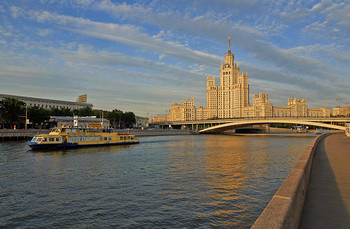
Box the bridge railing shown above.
[166,117,350,125]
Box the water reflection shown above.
[0,135,313,228]
[202,135,250,227]
[32,144,132,156]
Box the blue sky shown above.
[0,0,349,118]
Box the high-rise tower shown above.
[207,37,250,118]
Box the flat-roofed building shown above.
[308,107,331,117]
[168,98,195,122]
[195,106,209,120]
[333,107,350,117]
[77,94,87,103]
[151,114,168,123]
[134,116,149,129]
[0,94,93,110]
[272,106,292,118]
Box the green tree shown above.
[50,107,73,116]
[92,109,103,118]
[0,98,25,128]
[106,109,123,128]
[122,111,136,128]
[73,106,93,117]
[28,106,50,128]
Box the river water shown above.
[0,134,313,228]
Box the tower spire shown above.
[228,37,231,54]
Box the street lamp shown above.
[25,103,28,130]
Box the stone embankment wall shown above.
[0,129,50,141]
[251,133,330,229]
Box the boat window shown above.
[68,137,73,142]
[72,129,76,133]
[56,138,61,142]
[49,138,55,142]
[36,138,42,142]
[104,137,107,141]
[80,137,84,141]
[42,138,47,142]
[66,129,71,134]
[32,137,37,142]
[108,137,112,141]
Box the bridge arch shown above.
[199,119,346,133]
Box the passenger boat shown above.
[27,126,139,150]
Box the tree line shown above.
[0,98,136,129]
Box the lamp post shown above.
[25,103,27,130]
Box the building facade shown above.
[167,37,331,121]
[134,116,149,129]
[167,98,209,122]
[77,94,88,103]
[151,114,168,123]
[0,94,93,110]
[207,37,249,119]
[333,107,350,117]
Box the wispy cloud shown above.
[92,1,341,81]
[282,1,350,41]
[62,46,205,82]
[24,9,222,67]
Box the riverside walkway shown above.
[299,133,350,228]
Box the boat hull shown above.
[27,141,139,150]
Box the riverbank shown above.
[0,129,194,141]
[252,132,349,228]
[299,133,350,228]
[251,133,329,228]
[0,129,50,141]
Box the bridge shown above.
[198,118,347,133]
[151,117,350,133]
